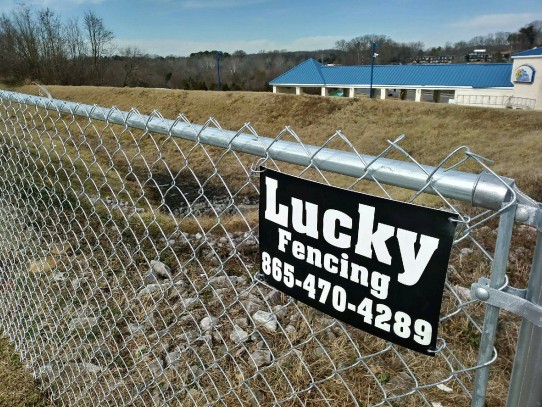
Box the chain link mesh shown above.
[0,91,533,406]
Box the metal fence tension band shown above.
[471,278,542,328]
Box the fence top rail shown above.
[1,89,539,227]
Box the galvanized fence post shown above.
[471,202,516,407]
[506,227,542,407]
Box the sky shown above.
[1,0,541,56]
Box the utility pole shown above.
[216,51,221,91]
[370,42,379,99]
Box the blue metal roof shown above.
[512,47,542,57]
[270,59,513,88]
[270,58,325,85]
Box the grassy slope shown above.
[12,85,542,201]
[1,85,541,405]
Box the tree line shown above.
[0,7,113,85]
[332,23,541,66]
[0,5,540,92]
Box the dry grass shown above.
[8,84,542,200]
[0,336,50,406]
[0,85,540,406]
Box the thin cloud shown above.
[287,35,345,51]
[57,0,106,3]
[171,0,271,9]
[449,13,536,32]
[0,0,105,5]
[0,0,105,12]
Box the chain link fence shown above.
[0,89,539,406]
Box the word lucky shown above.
[264,177,440,289]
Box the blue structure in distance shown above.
[270,59,513,89]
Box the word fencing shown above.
[259,169,457,355]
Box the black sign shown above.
[259,168,457,355]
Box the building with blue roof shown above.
[511,48,542,58]
[270,47,542,110]
[510,47,542,109]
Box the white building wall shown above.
[511,56,542,110]
[273,86,297,95]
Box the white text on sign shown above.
[264,176,440,286]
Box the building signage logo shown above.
[259,169,458,355]
[513,65,535,84]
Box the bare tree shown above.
[226,51,247,84]
[65,17,88,84]
[84,10,113,84]
[119,46,144,87]
[65,18,86,60]
[12,5,40,80]
[0,14,19,80]
[335,34,394,65]
[37,8,66,83]
[493,32,512,46]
